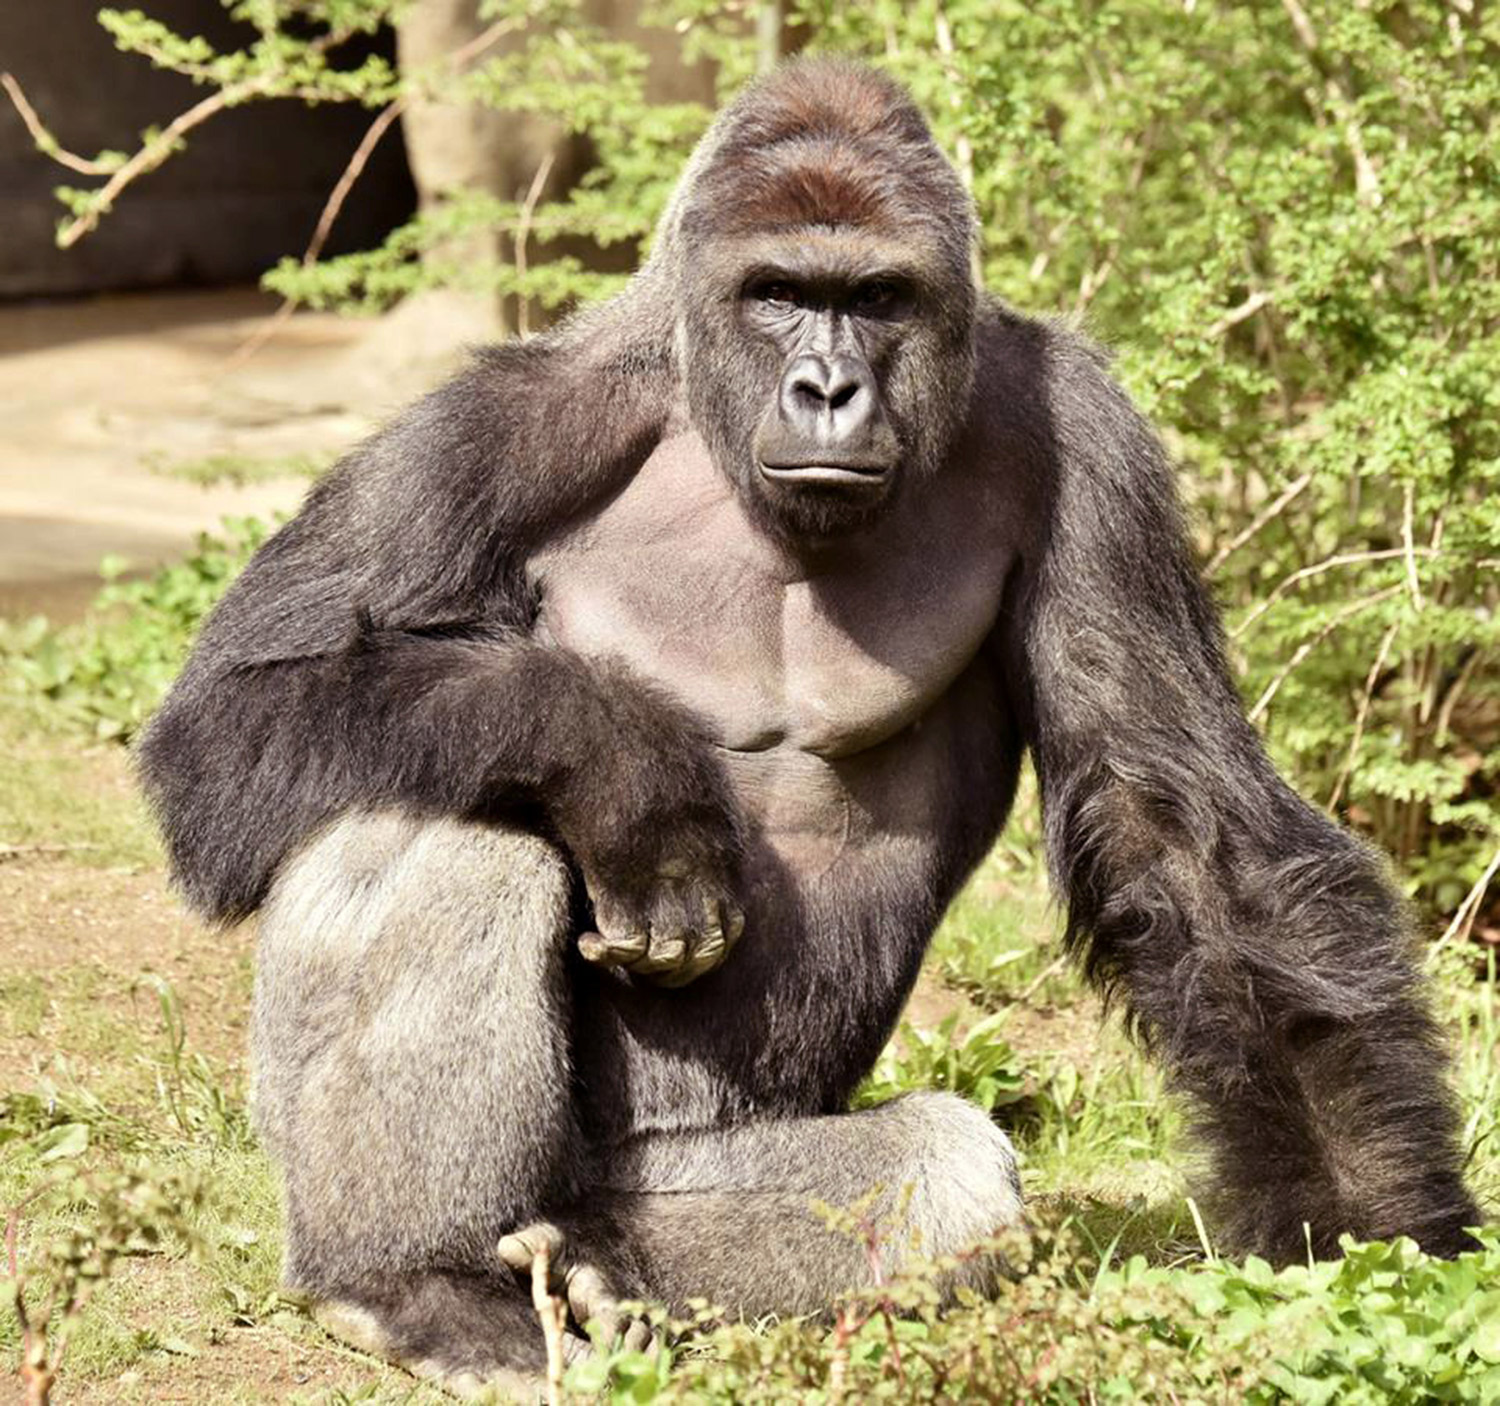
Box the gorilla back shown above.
[140,57,1479,1394]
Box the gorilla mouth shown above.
[758,459,891,490]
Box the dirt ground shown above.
[0,291,491,1401]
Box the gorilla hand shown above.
[497,1222,655,1355]
[579,859,746,986]
[549,690,746,987]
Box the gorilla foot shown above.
[497,1220,655,1354]
[311,1268,578,1401]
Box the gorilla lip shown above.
[758,460,890,489]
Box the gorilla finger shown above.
[654,934,727,987]
[564,1263,619,1331]
[724,902,746,949]
[578,929,649,967]
[583,1301,623,1346]
[622,1318,655,1354]
[628,928,689,974]
[646,897,725,986]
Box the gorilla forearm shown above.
[139,630,740,925]
[136,291,699,924]
[1048,755,1477,1256]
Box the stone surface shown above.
[0,1,413,297]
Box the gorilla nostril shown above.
[828,382,859,411]
[792,377,829,408]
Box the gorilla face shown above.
[681,232,977,544]
[740,258,910,533]
[666,64,979,547]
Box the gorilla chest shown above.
[529,434,1012,762]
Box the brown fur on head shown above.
[662,59,980,544]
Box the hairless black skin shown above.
[139,59,1480,1393]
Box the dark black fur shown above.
[138,56,1479,1388]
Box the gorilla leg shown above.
[251,811,579,1385]
[539,1094,1025,1318]
[253,813,1025,1389]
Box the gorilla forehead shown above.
[676,59,974,274]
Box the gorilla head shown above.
[665,62,979,542]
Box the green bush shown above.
[810,0,1500,912]
[1,517,271,742]
[563,1222,1500,1403]
[853,1013,1033,1118]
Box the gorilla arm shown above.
[138,313,743,980]
[1005,322,1478,1261]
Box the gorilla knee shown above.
[884,1092,1025,1264]
[258,809,571,964]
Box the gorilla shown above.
[139,58,1479,1393]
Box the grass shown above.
[0,696,1496,1402]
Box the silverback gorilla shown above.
[140,59,1478,1393]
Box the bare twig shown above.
[1205,471,1312,576]
[1280,0,1381,207]
[1326,619,1399,812]
[49,23,362,247]
[227,11,526,367]
[1017,954,1069,1004]
[1232,547,1434,640]
[1206,289,1273,339]
[1401,481,1424,610]
[1,73,117,175]
[1433,648,1485,748]
[1075,252,1118,314]
[756,0,784,75]
[224,96,408,370]
[0,843,103,861]
[8,1192,53,1406]
[1434,841,1500,954]
[1248,586,1401,723]
[56,79,268,248]
[827,1304,856,1401]
[439,12,528,73]
[513,150,557,339]
[933,10,975,197]
[529,1246,566,1406]
[1280,0,1320,50]
[19,10,519,256]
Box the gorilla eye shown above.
[748,280,803,309]
[852,281,901,315]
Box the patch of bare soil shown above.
[1003,997,1109,1073]
[900,968,977,1031]
[65,1321,410,1406]
[0,858,251,1084]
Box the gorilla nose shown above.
[779,353,877,444]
